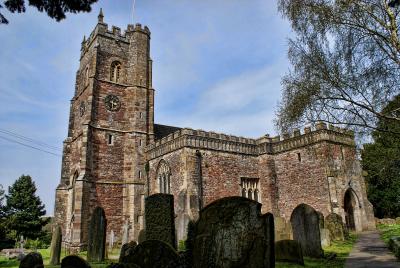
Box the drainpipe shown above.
[195,150,203,210]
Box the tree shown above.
[361,95,400,218]
[276,0,400,136]
[0,0,98,24]
[4,175,49,239]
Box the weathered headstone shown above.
[19,252,44,268]
[121,221,129,245]
[87,206,107,262]
[61,255,90,268]
[121,239,179,268]
[119,241,137,263]
[138,229,146,244]
[275,216,293,241]
[325,213,345,241]
[49,225,62,265]
[109,230,115,250]
[145,193,176,248]
[320,228,331,247]
[290,204,323,258]
[192,196,275,268]
[275,239,304,265]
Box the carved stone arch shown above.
[344,188,362,232]
[155,160,171,194]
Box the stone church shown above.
[54,12,375,251]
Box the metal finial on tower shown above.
[132,0,136,24]
[98,8,104,23]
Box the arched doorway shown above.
[344,188,362,231]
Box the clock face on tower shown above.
[104,95,121,111]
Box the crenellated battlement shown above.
[80,9,150,58]
[146,122,355,159]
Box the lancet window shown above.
[156,160,171,194]
[241,177,260,202]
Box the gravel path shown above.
[345,231,400,268]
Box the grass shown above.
[0,247,119,268]
[276,233,358,268]
[377,223,400,245]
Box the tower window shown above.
[138,170,142,179]
[110,61,121,83]
[241,177,260,201]
[297,152,301,162]
[139,139,142,147]
[107,134,114,145]
[139,112,143,119]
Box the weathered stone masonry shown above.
[55,13,375,251]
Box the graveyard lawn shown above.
[276,233,358,268]
[0,248,117,268]
[377,223,400,244]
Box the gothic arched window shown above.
[240,177,260,202]
[156,160,171,194]
[110,61,121,83]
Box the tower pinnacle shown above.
[98,8,104,23]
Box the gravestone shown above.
[87,207,107,262]
[119,241,137,263]
[145,194,176,248]
[275,216,293,241]
[61,255,90,268]
[19,252,44,268]
[192,196,274,268]
[121,221,129,245]
[121,239,179,268]
[138,229,146,243]
[49,225,62,265]
[290,204,323,258]
[109,230,115,250]
[325,213,345,241]
[275,240,304,265]
[320,228,331,247]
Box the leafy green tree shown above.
[276,0,400,136]
[1,0,98,24]
[0,184,5,239]
[362,95,400,218]
[4,175,49,239]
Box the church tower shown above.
[54,10,154,251]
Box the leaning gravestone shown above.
[19,252,44,268]
[87,207,107,262]
[120,239,179,268]
[325,213,345,241]
[61,255,91,268]
[49,225,62,265]
[290,204,323,258]
[145,194,176,249]
[192,196,274,268]
[275,239,304,265]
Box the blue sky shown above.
[0,0,292,215]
